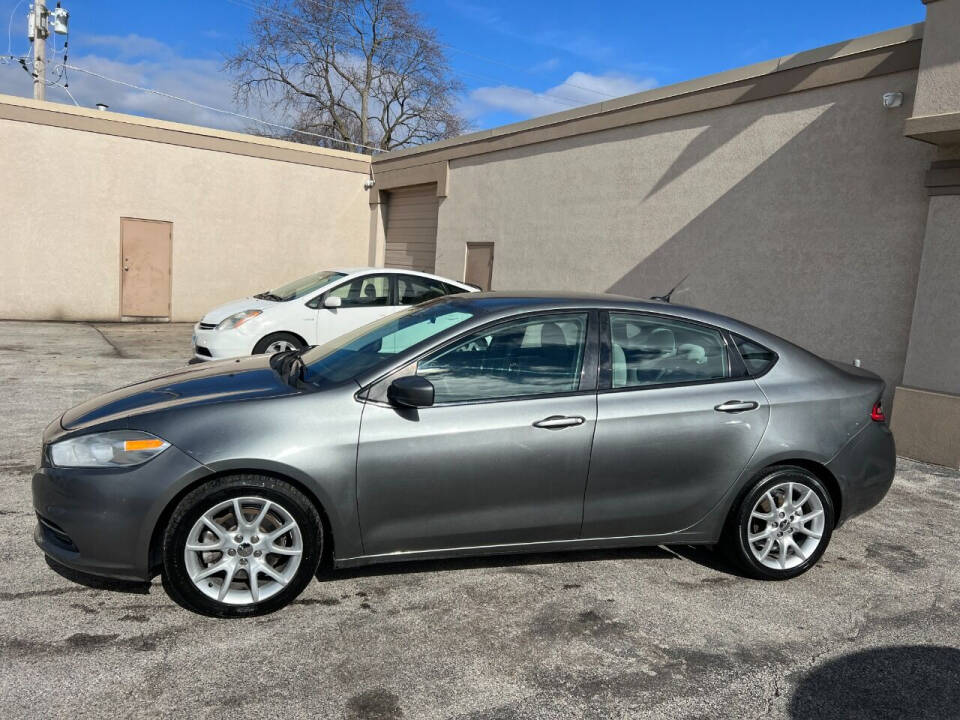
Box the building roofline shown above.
[0,92,371,172]
[372,23,924,172]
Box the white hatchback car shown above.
[192,267,478,361]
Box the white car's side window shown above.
[327,275,391,308]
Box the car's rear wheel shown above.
[161,475,322,617]
[724,466,834,580]
[253,332,304,355]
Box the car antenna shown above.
[650,274,689,303]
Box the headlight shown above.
[216,310,262,330]
[50,431,170,468]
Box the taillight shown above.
[870,400,886,422]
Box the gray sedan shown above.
[33,293,895,616]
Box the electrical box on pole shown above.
[52,5,68,35]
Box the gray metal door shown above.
[582,379,768,538]
[356,394,597,555]
[384,184,439,273]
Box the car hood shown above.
[200,297,281,325]
[60,355,301,430]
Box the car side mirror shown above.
[323,296,342,309]
[387,375,435,408]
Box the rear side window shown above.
[608,313,729,389]
[398,275,450,305]
[732,334,778,376]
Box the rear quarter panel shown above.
[668,317,885,541]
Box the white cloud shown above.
[449,1,618,65]
[0,33,273,132]
[78,33,177,61]
[467,71,658,119]
[529,57,560,73]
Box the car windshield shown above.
[301,301,475,387]
[264,271,346,301]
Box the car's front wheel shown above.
[723,466,834,580]
[253,332,305,355]
[161,475,322,617]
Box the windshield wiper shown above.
[253,292,284,302]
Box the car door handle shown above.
[714,400,759,413]
[533,415,585,429]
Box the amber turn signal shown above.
[124,438,166,451]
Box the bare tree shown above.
[226,0,467,152]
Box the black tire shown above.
[253,332,305,356]
[722,465,835,580]
[161,475,322,617]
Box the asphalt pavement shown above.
[0,320,957,719]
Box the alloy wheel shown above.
[184,496,303,605]
[747,481,826,570]
[266,339,297,353]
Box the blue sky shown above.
[0,0,926,141]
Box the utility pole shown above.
[31,0,48,101]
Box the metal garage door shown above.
[384,184,439,273]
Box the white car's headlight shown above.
[50,431,170,468]
[216,310,262,330]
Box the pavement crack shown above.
[87,324,125,358]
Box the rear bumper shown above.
[32,446,208,581]
[827,421,896,526]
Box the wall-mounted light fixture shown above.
[882,92,903,109]
[363,178,376,190]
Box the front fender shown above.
[197,457,363,559]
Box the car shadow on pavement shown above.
[45,556,151,595]
[790,645,960,719]
[662,544,754,579]
[318,543,743,582]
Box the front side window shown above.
[418,313,588,403]
[301,302,475,386]
[328,275,392,307]
[608,313,728,389]
[397,275,450,306]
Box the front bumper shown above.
[192,324,255,361]
[827,421,896,526]
[32,445,208,581]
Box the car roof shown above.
[440,290,668,312]
[431,291,788,344]
[331,267,472,286]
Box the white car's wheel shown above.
[253,332,304,355]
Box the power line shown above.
[225,0,608,111]
[60,62,381,151]
[5,0,27,55]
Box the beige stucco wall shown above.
[0,108,371,322]
[912,0,960,118]
[901,194,960,394]
[432,70,934,399]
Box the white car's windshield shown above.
[301,301,475,386]
[258,270,346,302]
